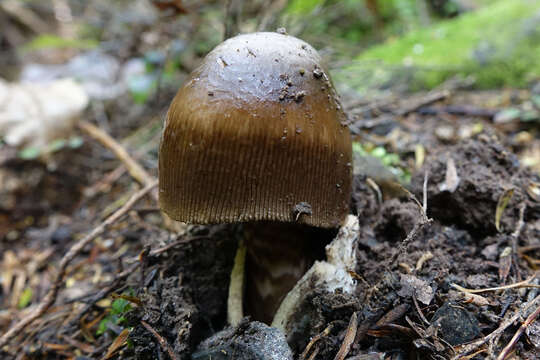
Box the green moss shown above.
[335,0,540,92]
[23,34,98,51]
[285,0,325,15]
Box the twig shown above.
[141,320,178,360]
[333,312,358,360]
[77,121,185,232]
[83,165,127,199]
[416,105,497,119]
[511,204,526,280]
[451,273,539,294]
[300,324,333,360]
[422,170,429,214]
[397,90,450,116]
[149,235,207,256]
[388,216,432,266]
[383,190,432,274]
[77,120,156,189]
[497,303,540,360]
[519,245,540,253]
[256,0,288,31]
[453,294,540,359]
[307,346,320,360]
[0,181,157,349]
[78,120,164,231]
[460,349,487,360]
[0,0,49,33]
[224,0,242,39]
[413,293,430,326]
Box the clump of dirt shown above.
[283,137,540,358]
[284,290,361,355]
[128,278,198,358]
[0,156,84,238]
[373,199,419,243]
[42,136,536,360]
[410,135,540,235]
[125,225,238,359]
[350,173,380,224]
[3,92,540,359]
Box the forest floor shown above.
[1,80,539,360]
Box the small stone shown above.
[526,319,540,348]
[481,243,498,260]
[193,321,293,360]
[494,108,521,124]
[431,302,480,345]
[51,225,73,244]
[435,125,455,141]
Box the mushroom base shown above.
[242,221,336,324]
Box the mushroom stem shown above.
[227,239,246,326]
[242,221,334,324]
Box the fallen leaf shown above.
[102,328,129,360]
[398,274,434,305]
[495,188,514,232]
[439,157,460,192]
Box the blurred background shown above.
[1,0,539,153]
[2,0,540,90]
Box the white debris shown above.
[0,78,88,149]
[272,215,359,334]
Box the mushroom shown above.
[159,32,352,324]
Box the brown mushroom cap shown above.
[159,32,352,228]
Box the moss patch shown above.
[23,34,98,51]
[335,0,540,93]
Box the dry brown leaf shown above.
[333,312,358,360]
[495,188,514,232]
[462,292,493,306]
[439,157,460,192]
[102,328,129,360]
[498,246,512,282]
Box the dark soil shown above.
[123,136,538,359]
[126,225,238,359]
[2,93,540,359]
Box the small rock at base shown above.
[431,302,480,345]
[192,321,293,360]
